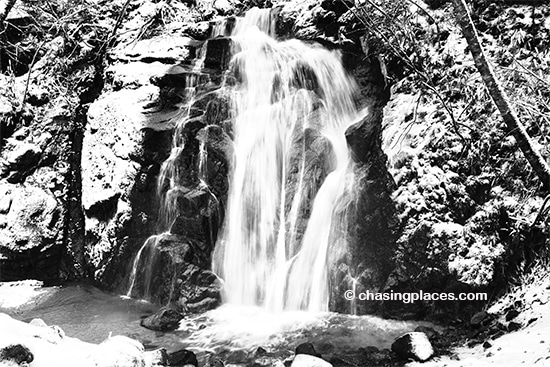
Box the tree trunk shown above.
[0,0,17,27]
[452,0,550,191]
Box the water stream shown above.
[0,283,434,365]
[212,8,361,312]
[127,6,363,313]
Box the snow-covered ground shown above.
[411,263,550,367]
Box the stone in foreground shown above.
[391,332,434,362]
[0,313,164,366]
[291,354,333,367]
[0,344,34,364]
[295,343,322,358]
[140,307,184,332]
[168,349,198,366]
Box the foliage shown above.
[340,0,550,191]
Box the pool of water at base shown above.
[0,283,436,363]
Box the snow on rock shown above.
[392,332,434,362]
[0,313,163,367]
[291,354,333,367]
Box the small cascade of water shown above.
[350,277,358,315]
[212,8,362,312]
[126,235,162,298]
[126,65,211,299]
[198,139,208,181]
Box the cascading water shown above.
[212,9,362,312]
[125,72,206,299]
[126,8,363,311]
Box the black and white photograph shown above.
[0,0,549,366]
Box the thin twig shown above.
[20,40,46,107]
[457,97,477,121]
[403,0,440,34]
[513,57,550,89]
[391,92,423,151]
[97,0,132,56]
[531,194,550,228]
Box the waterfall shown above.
[126,8,362,311]
[212,9,361,312]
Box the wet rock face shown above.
[329,57,398,315]
[205,38,233,70]
[140,307,184,331]
[80,23,229,312]
[268,1,399,316]
[124,233,222,310]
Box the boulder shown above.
[27,85,50,106]
[140,307,184,332]
[178,264,223,313]
[5,142,41,170]
[0,314,157,367]
[470,310,489,326]
[505,308,520,321]
[0,344,34,365]
[168,349,198,367]
[125,232,221,311]
[291,354,332,367]
[295,343,321,358]
[391,332,434,362]
[213,0,233,15]
[0,184,63,280]
[29,318,48,328]
[145,348,169,366]
[180,21,211,40]
[97,335,147,367]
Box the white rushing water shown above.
[126,8,362,311]
[212,9,361,312]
